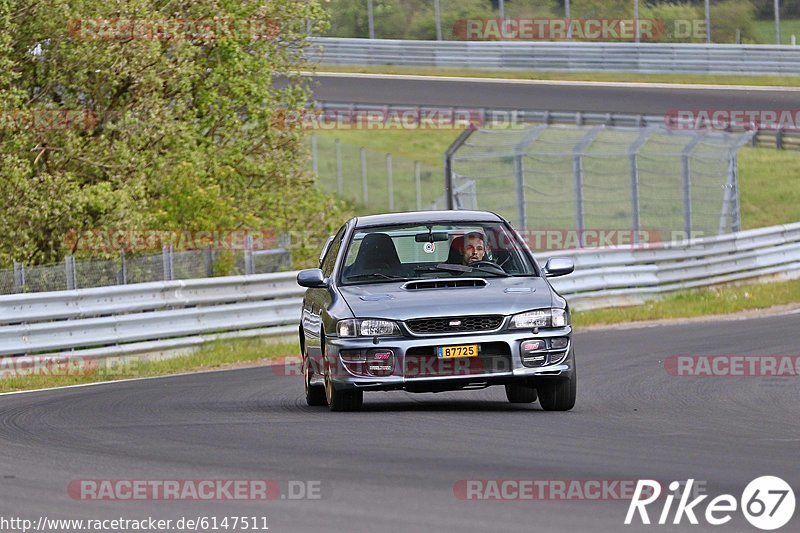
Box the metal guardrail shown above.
[309,37,800,76]
[0,221,798,363]
[543,222,800,309]
[0,272,304,360]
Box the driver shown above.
[462,231,488,265]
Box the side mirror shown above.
[297,268,328,288]
[543,257,574,278]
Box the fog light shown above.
[340,351,367,363]
[551,337,569,350]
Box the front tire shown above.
[505,384,537,403]
[538,370,576,411]
[324,355,363,412]
[304,353,327,407]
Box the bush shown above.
[0,0,347,269]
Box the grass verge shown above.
[0,338,299,394]
[318,65,800,88]
[752,20,800,46]
[573,278,800,328]
[738,146,800,229]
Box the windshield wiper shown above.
[346,272,409,282]
[470,264,511,277]
[414,263,471,274]
[414,263,510,277]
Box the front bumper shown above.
[325,327,574,393]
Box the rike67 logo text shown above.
[626,477,795,530]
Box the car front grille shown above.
[405,315,503,334]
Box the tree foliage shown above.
[0,0,347,268]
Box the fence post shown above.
[628,128,654,244]
[721,132,754,234]
[243,234,255,275]
[415,161,422,211]
[513,125,548,230]
[13,262,24,291]
[681,134,705,237]
[335,138,343,195]
[65,256,77,290]
[572,127,603,247]
[367,0,375,39]
[311,133,318,175]
[360,147,368,204]
[205,247,214,277]
[443,125,477,210]
[434,0,442,40]
[119,252,128,285]
[386,153,394,211]
[162,246,174,281]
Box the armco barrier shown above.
[308,38,800,76]
[0,221,798,362]
[0,272,304,361]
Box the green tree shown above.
[0,0,347,268]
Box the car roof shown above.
[353,210,505,229]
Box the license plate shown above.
[437,344,479,359]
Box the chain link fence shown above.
[0,246,291,296]
[448,124,755,244]
[309,133,442,213]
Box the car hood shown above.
[338,277,555,320]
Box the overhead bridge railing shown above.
[308,38,800,76]
[0,221,799,360]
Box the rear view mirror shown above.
[543,257,574,278]
[414,232,449,242]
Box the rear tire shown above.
[324,357,363,412]
[538,370,576,412]
[505,383,537,403]
[304,353,327,407]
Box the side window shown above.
[320,226,346,277]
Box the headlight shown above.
[510,308,568,329]
[337,319,400,337]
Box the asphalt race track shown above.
[305,73,800,115]
[1,311,798,532]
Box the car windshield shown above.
[340,222,537,285]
